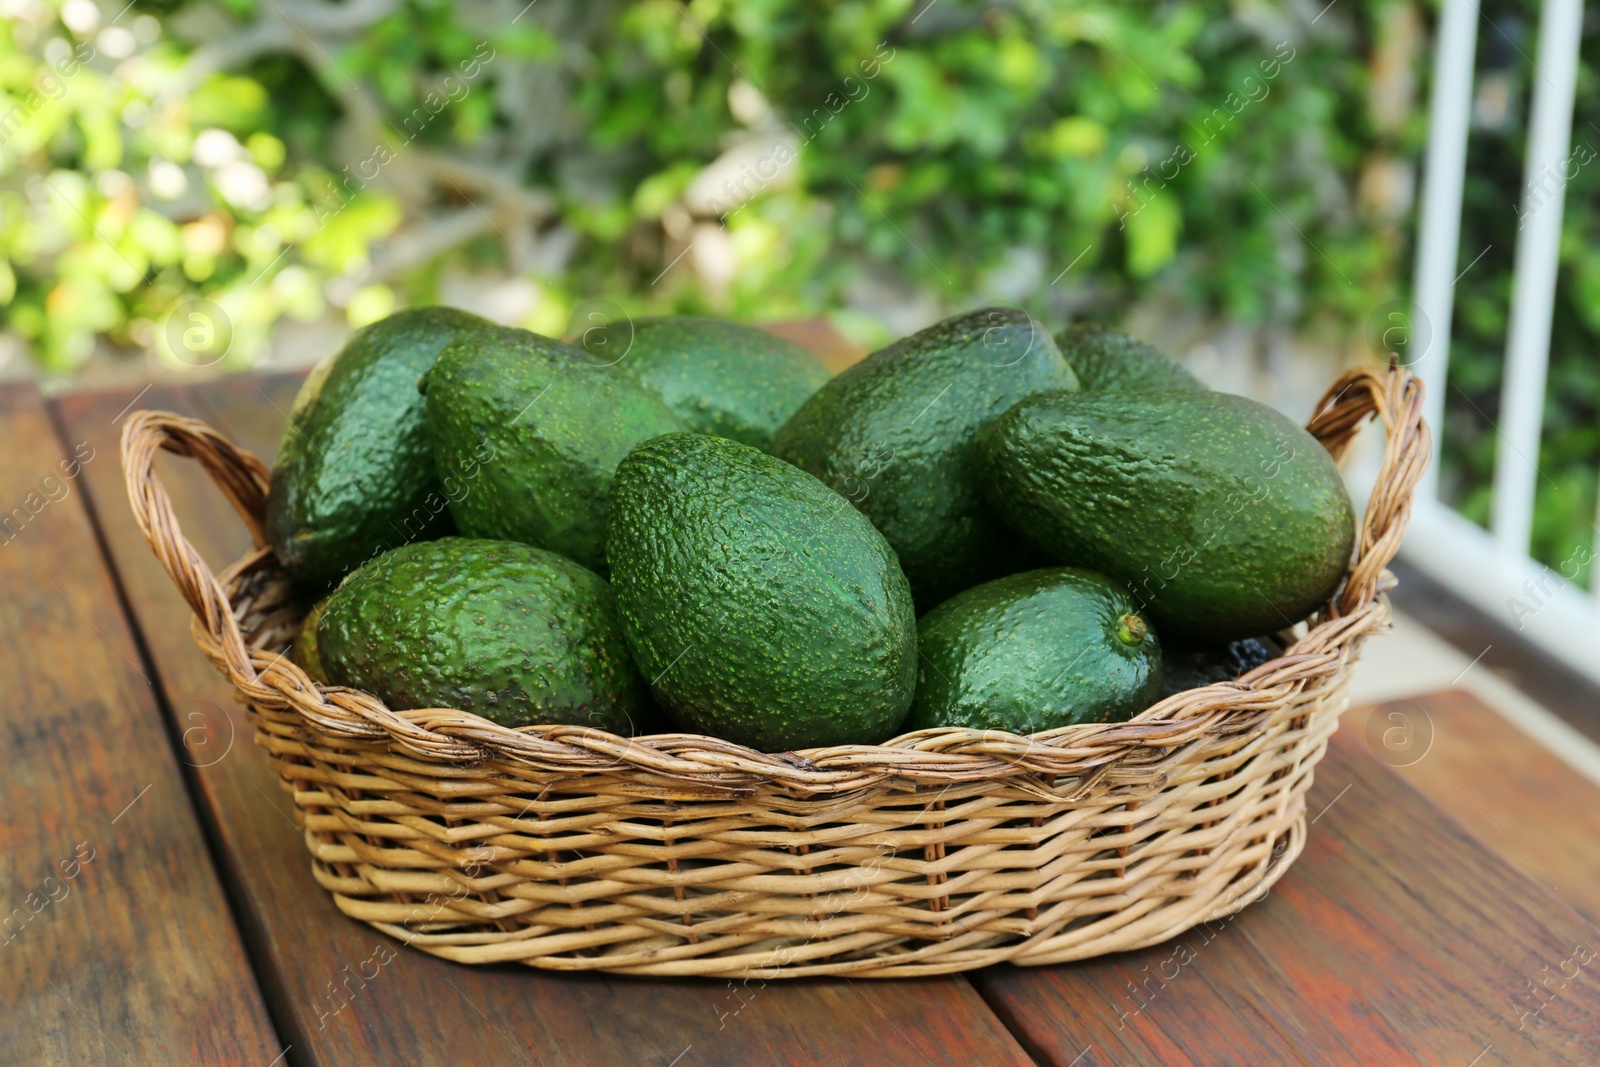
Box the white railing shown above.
[1399,0,1600,686]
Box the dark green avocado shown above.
[1054,322,1204,392]
[1159,636,1277,699]
[423,325,690,573]
[771,308,1077,610]
[316,537,650,732]
[290,598,329,685]
[265,306,490,588]
[582,316,831,452]
[903,567,1161,733]
[976,389,1355,641]
[607,432,918,751]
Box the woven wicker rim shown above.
[120,364,1427,797]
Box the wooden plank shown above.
[0,384,283,1064]
[972,727,1600,1067]
[54,375,1037,1067]
[1352,688,1600,927]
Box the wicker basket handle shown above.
[1303,363,1429,616]
[121,410,274,680]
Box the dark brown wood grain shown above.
[54,375,1035,1067]
[1351,689,1600,928]
[0,383,283,1065]
[973,729,1600,1066]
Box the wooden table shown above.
[4,373,1599,1066]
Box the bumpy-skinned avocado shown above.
[1159,636,1277,699]
[265,306,490,588]
[316,538,649,732]
[580,316,831,452]
[290,598,329,685]
[976,389,1355,641]
[607,432,918,751]
[771,308,1077,609]
[1054,323,1205,392]
[423,325,690,574]
[904,568,1161,734]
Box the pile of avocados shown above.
[269,306,1354,752]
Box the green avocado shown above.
[903,568,1161,734]
[1054,322,1204,392]
[290,598,329,685]
[581,316,831,452]
[771,308,1077,610]
[976,389,1355,641]
[316,538,650,732]
[1159,636,1277,699]
[423,325,690,574]
[607,432,918,751]
[265,306,491,588]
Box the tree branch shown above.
[366,207,497,283]
[266,0,400,35]
[409,153,554,219]
[157,19,296,106]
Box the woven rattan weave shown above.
[121,363,1426,978]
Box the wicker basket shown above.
[121,363,1427,978]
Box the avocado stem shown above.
[1116,613,1148,646]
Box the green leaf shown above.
[1124,192,1180,278]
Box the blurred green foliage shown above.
[1,0,1400,368]
[0,0,1593,580]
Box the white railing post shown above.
[1490,0,1585,555]
[1402,0,1600,683]
[1411,0,1480,504]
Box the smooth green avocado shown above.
[771,307,1077,610]
[607,432,918,751]
[265,306,490,588]
[582,316,831,452]
[316,538,650,732]
[423,325,690,573]
[903,568,1161,733]
[976,389,1355,641]
[1054,322,1204,392]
